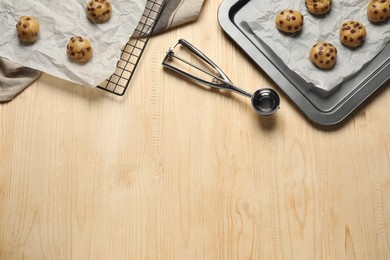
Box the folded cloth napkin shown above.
[0,58,41,102]
[0,0,204,102]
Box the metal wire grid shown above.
[97,0,166,95]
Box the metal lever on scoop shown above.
[162,39,280,116]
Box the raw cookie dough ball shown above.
[66,36,93,63]
[86,0,112,23]
[340,20,367,48]
[16,16,40,43]
[275,9,304,33]
[367,0,390,22]
[305,0,332,15]
[309,42,337,69]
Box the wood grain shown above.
[1,0,390,259]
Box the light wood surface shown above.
[1,1,390,259]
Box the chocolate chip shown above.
[320,60,324,64]
[349,38,353,42]
[326,53,330,57]
[289,10,293,13]
[330,48,334,52]
[326,61,330,65]
[292,16,296,20]
[287,25,292,30]
[331,56,335,60]
[344,35,348,40]
[70,46,73,50]
[87,47,91,51]
[294,25,299,29]
[281,11,284,15]
[23,24,27,28]
[374,10,379,14]
[351,29,356,34]
[98,5,102,8]
[71,52,75,56]
[384,8,388,13]
[318,51,323,55]
[358,26,362,29]
[323,43,328,46]
[279,20,284,25]
[314,54,318,59]
[26,17,31,20]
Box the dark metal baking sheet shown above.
[218,0,390,125]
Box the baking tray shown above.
[218,0,390,125]
[97,0,166,96]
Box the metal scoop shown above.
[162,39,280,116]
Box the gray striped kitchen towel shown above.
[0,0,204,102]
[153,0,205,34]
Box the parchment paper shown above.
[245,0,390,91]
[0,0,146,87]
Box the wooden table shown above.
[1,1,390,259]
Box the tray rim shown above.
[217,0,390,125]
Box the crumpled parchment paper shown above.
[245,0,390,91]
[0,0,146,87]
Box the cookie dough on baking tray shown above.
[305,0,332,15]
[309,42,337,69]
[339,20,366,48]
[275,9,304,33]
[367,0,390,22]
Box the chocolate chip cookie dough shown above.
[367,0,390,22]
[86,0,112,23]
[309,42,337,69]
[67,36,93,63]
[305,0,332,15]
[339,20,367,48]
[275,9,304,33]
[16,16,40,43]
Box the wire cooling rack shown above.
[97,0,166,95]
